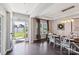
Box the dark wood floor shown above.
[6,41,75,55]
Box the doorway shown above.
[12,20,28,44]
[9,13,29,54]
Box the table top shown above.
[51,35,79,43]
[70,38,79,43]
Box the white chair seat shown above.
[49,38,55,43]
[48,35,55,43]
[61,43,70,48]
[56,43,61,46]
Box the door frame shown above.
[0,14,3,54]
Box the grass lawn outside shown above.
[14,32,28,39]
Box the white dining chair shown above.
[70,42,79,54]
[60,36,71,55]
[60,36,79,55]
[55,35,61,46]
[48,34,55,48]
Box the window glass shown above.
[40,20,47,34]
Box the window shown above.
[40,20,47,34]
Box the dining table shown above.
[70,38,79,43]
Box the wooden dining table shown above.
[70,38,79,43]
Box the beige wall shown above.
[73,19,79,36]
[31,18,38,41]
[48,20,53,33]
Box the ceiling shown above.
[1,3,79,20]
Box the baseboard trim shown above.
[33,38,47,43]
[5,46,13,55]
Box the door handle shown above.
[10,33,14,36]
[10,33,14,34]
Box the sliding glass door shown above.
[12,20,28,44]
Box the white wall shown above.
[0,5,7,54]
[5,11,14,54]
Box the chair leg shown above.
[49,42,51,44]
[60,46,62,54]
[68,50,70,55]
[53,43,55,48]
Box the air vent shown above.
[62,6,75,12]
